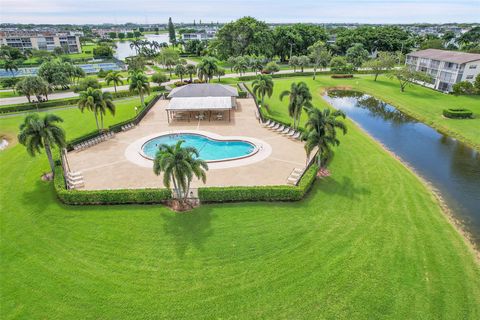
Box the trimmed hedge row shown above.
[198,164,318,203]
[54,166,171,205]
[443,108,473,119]
[237,69,385,81]
[331,74,354,79]
[0,86,165,114]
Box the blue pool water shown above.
[142,134,256,161]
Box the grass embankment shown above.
[261,75,480,151]
[0,78,479,319]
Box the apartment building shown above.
[182,30,216,41]
[406,49,480,92]
[0,32,82,53]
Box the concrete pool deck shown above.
[66,98,308,190]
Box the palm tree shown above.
[78,87,101,130]
[303,108,347,167]
[279,82,313,129]
[98,91,116,130]
[18,113,66,176]
[174,64,186,82]
[186,64,196,82]
[252,75,274,107]
[197,57,218,83]
[105,71,124,93]
[128,71,150,107]
[4,59,18,76]
[153,140,208,202]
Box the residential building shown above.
[0,32,81,53]
[182,30,216,41]
[406,49,480,92]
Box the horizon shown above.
[1,0,479,25]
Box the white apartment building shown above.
[0,32,82,53]
[182,30,216,41]
[406,49,480,92]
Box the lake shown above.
[114,34,170,60]
[323,90,480,247]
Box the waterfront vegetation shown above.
[1,73,480,318]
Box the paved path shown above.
[0,68,320,106]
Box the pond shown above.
[114,34,170,61]
[323,90,480,247]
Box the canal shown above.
[323,90,480,246]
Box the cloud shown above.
[0,0,479,24]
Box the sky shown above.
[0,0,479,24]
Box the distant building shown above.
[182,30,216,41]
[0,31,81,53]
[406,49,480,92]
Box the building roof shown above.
[168,84,238,98]
[407,49,480,64]
[166,97,234,111]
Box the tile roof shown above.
[407,49,480,64]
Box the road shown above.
[0,68,320,106]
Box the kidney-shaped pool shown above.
[141,133,258,162]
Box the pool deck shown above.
[66,98,308,190]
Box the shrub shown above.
[443,108,473,119]
[238,91,248,98]
[198,165,318,203]
[151,72,168,85]
[174,81,188,87]
[452,81,476,95]
[331,74,354,79]
[73,77,101,92]
[97,68,108,78]
[54,166,171,205]
[193,79,206,84]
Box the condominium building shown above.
[0,32,82,53]
[182,30,216,41]
[406,49,480,92]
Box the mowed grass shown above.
[1,80,480,319]
[261,75,480,150]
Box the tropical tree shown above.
[18,113,66,176]
[233,56,249,75]
[346,43,370,69]
[362,51,396,81]
[153,140,208,202]
[128,71,150,107]
[308,41,332,80]
[289,56,300,72]
[15,76,49,104]
[104,71,124,93]
[185,64,197,82]
[4,58,19,76]
[297,55,310,72]
[197,57,218,83]
[252,75,274,107]
[78,87,101,130]
[98,91,116,129]
[264,61,280,74]
[174,64,186,82]
[388,66,432,92]
[214,68,226,82]
[302,108,347,167]
[168,17,177,45]
[279,82,313,129]
[151,72,168,86]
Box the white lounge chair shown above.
[267,121,276,128]
[271,123,280,130]
[291,132,301,140]
[276,125,285,132]
[281,127,291,134]
[263,120,271,127]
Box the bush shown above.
[97,68,108,78]
[0,97,79,114]
[443,108,473,119]
[73,77,101,92]
[238,91,248,98]
[151,72,168,85]
[193,79,206,84]
[174,81,189,87]
[54,166,171,205]
[331,74,354,79]
[452,81,476,95]
[198,165,318,203]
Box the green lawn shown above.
[0,78,479,319]
[260,75,480,150]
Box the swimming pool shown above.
[141,133,258,162]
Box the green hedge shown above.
[443,108,473,119]
[237,70,385,81]
[54,166,171,205]
[238,91,248,98]
[0,86,165,114]
[198,164,318,203]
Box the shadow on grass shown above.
[22,179,54,214]
[161,208,215,258]
[318,175,371,200]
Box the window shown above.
[466,75,474,80]
[469,65,477,69]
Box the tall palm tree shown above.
[279,82,313,129]
[197,57,218,83]
[105,71,124,93]
[252,75,274,107]
[153,140,208,202]
[18,113,66,176]
[4,59,18,76]
[98,91,116,130]
[185,64,196,82]
[303,108,347,167]
[128,71,150,107]
[78,87,101,130]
